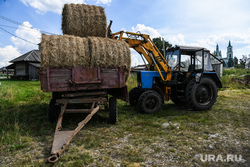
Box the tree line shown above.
[227,55,250,69]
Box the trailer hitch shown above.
[47,154,58,163]
[47,99,101,163]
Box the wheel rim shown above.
[145,95,159,110]
[195,84,213,105]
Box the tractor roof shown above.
[167,45,210,52]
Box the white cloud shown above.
[165,34,185,45]
[196,33,250,58]
[0,21,41,67]
[95,0,111,5]
[20,0,112,14]
[10,21,41,53]
[21,0,84,14]
[0,45,21,67]
[132,24,161,38]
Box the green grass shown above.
[220,68,250,89]
[0,71,249,166]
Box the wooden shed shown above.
[7,50,41,80]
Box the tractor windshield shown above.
[166,50,179,70]
[166,47,213,72]
[180,54,191,72]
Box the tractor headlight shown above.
[195,73,202,82]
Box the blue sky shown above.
[0,0,250,67]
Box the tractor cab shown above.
[166,45,222,85]
[166,45,213,77]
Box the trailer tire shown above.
[186,77,218,110]
[48,99,61,123]
[109,97,117,124]
[138,90,163,114]
[129,87,143,106]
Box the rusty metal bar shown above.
[64,109,91,113]
[57,98,107,104]
[55,101,68,131]
[65,91,107,98]
[48,101,100,163]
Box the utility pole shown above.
[162,37,165,59]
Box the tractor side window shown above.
[195,51,202,70]
[167,50,179,70]
[204,52,213,71]
[180,54,191,72]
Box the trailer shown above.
[39,66,128,163]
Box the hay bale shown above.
[62,4,107,37]
[41,34,131,78]
[88,37,131,79]
[88,37,130,69]
[41,34,90,67]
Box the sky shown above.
[0,0,250,67]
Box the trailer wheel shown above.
[109,97,117,124]
[129,87,143,106]
[186,77,218,110]
[138,90,163,114]
[48,99,61,123]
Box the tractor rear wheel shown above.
[138,90,163,114]
[186,77,218,110]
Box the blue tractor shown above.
[111,31,222,113]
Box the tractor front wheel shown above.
[138,90,163,114]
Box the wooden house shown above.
[0,67,14,78]
[7,50,40,80]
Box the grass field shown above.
[0,69,249,166]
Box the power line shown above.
[0,14,57,35]
[0,24,40,31]
[0,27,38,45]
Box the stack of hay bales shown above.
[40,4,131,80]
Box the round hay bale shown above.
[88,36,131,80]
[40,35,131,80]
[62,4,107,37]
[88,36,131,70]
[41,34,90,67]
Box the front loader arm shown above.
[111,31,172,100]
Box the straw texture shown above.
[41,34,131,74]
[62,4,107,37]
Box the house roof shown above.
[10,50,40,63]
[28,62,40,68]
[6,64,14,69]
[0,67,6,71]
